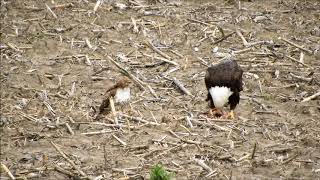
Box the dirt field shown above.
[1,0,320,179]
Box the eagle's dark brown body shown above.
[205,59,243,111]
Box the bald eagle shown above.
[205,59,243,119]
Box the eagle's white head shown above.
[209,86,233,108]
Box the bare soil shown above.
[1,0,320,179]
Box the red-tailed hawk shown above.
[205,59,243,119]
[97,77,131,116]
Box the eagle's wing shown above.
[205,60,243,92]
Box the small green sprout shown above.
[150,164,173,180]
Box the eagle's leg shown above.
[225,110,235,119]
[207,92,225,117]
[212,108,224,117]
[210,107,224,117]
[225,92,240,119]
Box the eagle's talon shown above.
[226,110,235,119]
[209,108,224,117]
[205,108,223,118]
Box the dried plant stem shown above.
[185,116,193,128]
[51,3,74,10]
[141,52,178,66]
[282,153,300,164]
[93,0,102,13]
[54,165,75,177]
[193,158,216,177]
[50,141,87,177]
[299,52,304,63]
[301,91,320,102]
[118,113,159,125]
[212,31,235,45]
[236,29,248,46]
[109,97,118,125]
[77,121,138,129]
[251,142,257,160]
[279,37,313,54]
[145,40,178,66]
[152,144,183,159]
[1,163,15,180]
[289,73,312,82]
[112,135,127,146]
[82,130,114,135]
[169,130,226,150]
[107,55,145,90]
[147,85,158,98]
[45,4,57,19]
[6,42,21,52]
[172,77,192,96]
[187,18,212,26]
[85,38,93,49]
[285,55,310,68]
[65,123,74,135]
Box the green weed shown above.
[150,164,173,180]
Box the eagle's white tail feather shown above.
[115,87,131,103]
[209,86,233,108]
